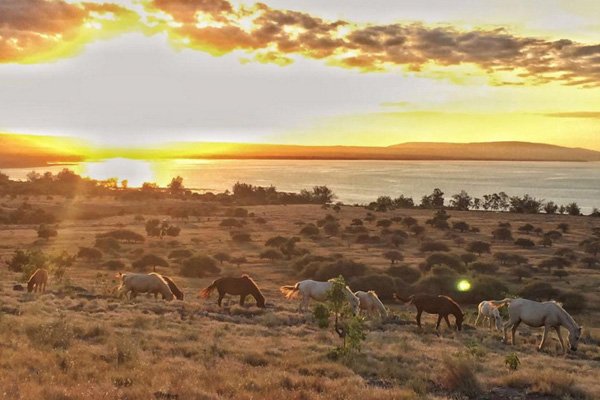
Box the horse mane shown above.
[367,291,387,313]
[243,275,265,302]
[440,295,464,316]
[549,300,579,329]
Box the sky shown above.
[0,0,599,150]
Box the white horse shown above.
[493,298,582,353]
[355,291,388,318]
[474,300,503,331]
[280,279,360,315]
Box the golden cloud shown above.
[0,0,138,63]
[1,0,599,87]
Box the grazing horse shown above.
[200,275,265,308]
[397,294,464,331]
[493,298,582,353]
[474,300,503,331]
[116,272,174,301]
[355,291,388,318]
[27,268,48,293]
[280,279,360,315]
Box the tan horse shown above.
[493,298,582,353]
[280,279,360,315]
[116,272,174,301]
[355,291,388,318]
[27,269,48,293]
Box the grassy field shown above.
[1,195,599,399]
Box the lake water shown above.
[3,159,600,213]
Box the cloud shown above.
[1,0,599,87]
[544,112,600,119]
[0,0,137,63]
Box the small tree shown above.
[37,224,58,240]
[557,223,569,234]
[213,252,231,265]
[231,256,247,267]
[514,238,535,249]
[260,249,284,261]
[467,241,491,256]
[492,227,513,241]
[402,217,418,227]
[565,202,581,216]
[518,224,535,234]
[132,254,169,272]
[543,202,558,214]
[77,247,102,261]
[553,270,569,280]
[452,221,470,233]
[313,276,366,358]
[383,250,404,265]
[449,190,472,211]
[460,253,477,266]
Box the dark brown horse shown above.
[200,275,265,308]
[397,294,464,331]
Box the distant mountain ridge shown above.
[385,141,600,161]
[1,133,600,168]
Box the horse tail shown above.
[394,293,413,304]
[199,280,218,299]
[280,283,300,299]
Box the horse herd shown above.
[24,268,582,354]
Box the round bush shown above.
[349,274,397,301]
[420,241,450,252]
[386,265,421,284]
[180,256,220,278]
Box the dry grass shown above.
[0,197,599,399]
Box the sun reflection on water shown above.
[81,158,156,187]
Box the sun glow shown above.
[457,280,472,292]
[81,158,154,187]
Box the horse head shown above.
[568,326,582,351]
[347,288,360,316]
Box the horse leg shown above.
[240,295,246,306]
[554,327,566,353]
[474,312,481,327]
[217,289,225,307]
[301,296,310,313]
[416,309,423,329]
[443,314,452,329]
[511,320,521,345]
[538,326,550,351]
[489,317,493,331]
[503,320,512,343]
[435,314,443,331]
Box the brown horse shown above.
[397,294,464,331]
[27,268,48,293]
[200,275,265,308]
[161,275,184,300]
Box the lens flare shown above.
[457,279,471,292]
